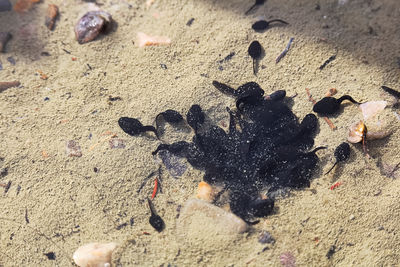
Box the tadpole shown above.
[252,19,288,32]
[155,109,184,135]
[326,142,350,174]
[186,104,205,132]
[265,90,286,101]
[248,41,262,76]
[147,198,165,232]
[118,117,158,138]
[245,0,266,15]
[313,95,361,116]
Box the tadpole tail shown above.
[147,197,156,215]
[213,81,236,96]
[381,85,400,98]
[245,4,256,15]
[338,95,361,105]
[325,161,338,175]
[152,144,169,156]
[154,114,163,137]
[312,146,327,153]
[267,19,288,25]
[143,125,159,139]
[252,58,257,76]
[227,107,237,134]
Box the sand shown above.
[0,0,400,266]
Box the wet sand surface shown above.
[0,0,400,266]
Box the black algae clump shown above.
[120,81,323,220]
[325,142,350,174]
[313,95,361,116]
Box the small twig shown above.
[88,133,117,151]
[0,180,11,193]
[276,37,294,64]
[306,88,336,130]
[137,169,158,193]
[319,54,336,70]
[0,81,20,92]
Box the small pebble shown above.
[73,242,118,267]
[280,252,296,267]
[109,138,126,149]
[186,18,195,26]
[137,32,171,47]
[66,140,82,157]
[160,63,167,69]
[6,56,15,65]
[44,252,56,260]
[0,81,20,93]
[0,0,11,12]
[258,231,275,244]
[75,11,112,44]
[44,97,50,101]
[349,214,355,220]
[45,4,59,30]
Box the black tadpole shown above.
[248,41,262,76]
[381,85,400,98]
[147,198,165,232]
[245,0,266,15]
[118,117,158,138]
[325,142,350,174]
[212,80,236,97]
[252,19,288,32]
[155,109,184,136]
[313,95,361,116]
[266,90,286,101]
[187,104,205,132]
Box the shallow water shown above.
[0,0,399,266]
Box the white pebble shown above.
[73,242,118,267]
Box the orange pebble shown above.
[196,181,215,202]
[14,0,39,13]
[137,32,171,47]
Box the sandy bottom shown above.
[1,0,400,266]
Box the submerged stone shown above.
[177,199,248,235]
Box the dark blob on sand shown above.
[326,142,350,174]
[248,41,262,75]
[313,95,361,116]
[120,81,324,220]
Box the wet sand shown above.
[0,0,400,266]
